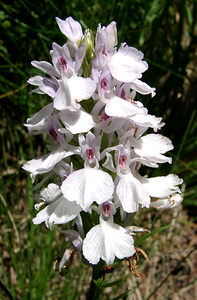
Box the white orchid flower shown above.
[139,174,183,198]
[22,145,79,182]
[151,193,183,210]
[33,184,81,228]
[82,202,135,265]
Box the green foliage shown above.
[0,0,197,299]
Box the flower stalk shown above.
[86,261,105,300]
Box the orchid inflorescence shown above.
[23,17,183,269]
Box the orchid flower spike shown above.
[23,16,183,271]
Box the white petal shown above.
[82,216,135,265]
[140,174,183,198]
[105,96,146,118]
[36,148,72,173]
[59,109,96,134]
[54,76,96,111]
[40,183,61,202]
[75,43,86,72]
[22,147,73,181]
[116,173,150,213]
[39,82,57,98]
[130,79,156,97]
[82,224,102,264]
[130,114,163,131]
[69,76,96,102]
[33,197,81,227]
[31,60,59,77]
[52,42,74,74]
[24,103,53,131]
[56,17,83,43]
[102,153,116,172]
[106,21,117,49]
[54,78,77,111]
[109,46,148,82]
[22,156,48,182]
[134,134,173,163]
[27,75,43,86]
[61,167,114,211]
[151,193,183,210]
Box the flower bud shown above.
[83,29,94,63]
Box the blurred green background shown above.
[0,0,197,299]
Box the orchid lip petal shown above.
[82,215,136,265]
[61,167,114,211]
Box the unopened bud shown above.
[83,29,94,63]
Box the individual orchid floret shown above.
[82,202,136,265]
[51,42,86,76]
[34,183,62,211]
[139,174,183,198]
[33,183,82,228]
[96,69,112,99]
[151,193,183,210]
[26,108,65,144]
[51,42,75,76]
[60,133,114,211]
[78,131,101,164]
[103,141,150,213]
[22,144,79,182]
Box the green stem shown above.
[86,261,104,300]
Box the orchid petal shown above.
[82,216,135,265]
[105,96,146,118]
[69,76,96,102]
[109,45,148,82]
[33,197,81,227]
[133,134,173,163]
[140,174,183,198]
[59,109,96,134]
[40,183,62,202]
[31,60,59,77]
[116,173,150,213]
[130,79,156,97]
[56,17,83,43]
[61,167,114,211]
[22,147,74,182]
[24,103,53,132]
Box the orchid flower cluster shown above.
[23,17,183,268]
